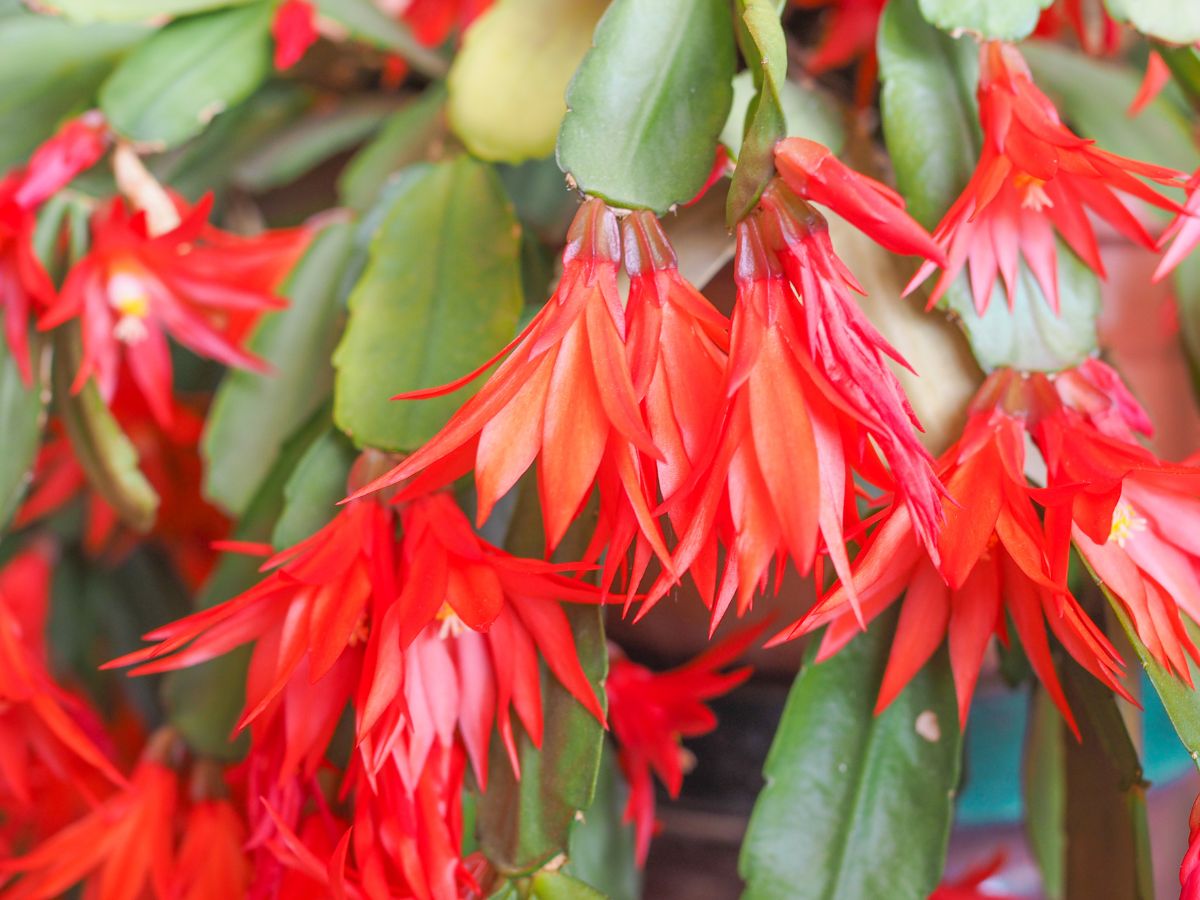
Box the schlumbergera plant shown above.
[8,0,1200,897]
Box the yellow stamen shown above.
[1109,500,1147,548]
[107,263,152,344]
[1014,173,1053,211]
[435,603,467,640]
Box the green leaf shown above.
[271,426,356,549]
[233,96,404,192]
[52,326,159,533]
[99,3,273,150]
[878,0,980,230]
[1024,686,1066,900]
[1022,42,1196,173]
[1107,592,1200,768]
[476,603,608,875]
[203,222,353,516]
[333,156,523,451]
[531,872,608,900]
[944,245,1101,373]
[1161,46,1200,107]
[1061,661,1154,900]
[313,0,448,79]
[565,744,641,900]
[917,0,1052,41]
[725,0,790,223]
[338,86,446,213]
[0,335,47,529]
[0,13,146,169]
[557,0,736,213]
[739,612,962,900]
[449,0,608,163]
[1104,0,1200,44]
[40,0,256,22]
[720,70,845,161]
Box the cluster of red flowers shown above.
[4,3,1200,895]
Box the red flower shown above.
[38,195,307,427]
[930,854,1019,899]
[173,797,251,900]
[776,398,1129,733]
[396,0,492,47]
[271,0,319,70]
[0,113,109,382]
[1156,169,1200,281]
[606,626,761,865]
[908,42,1182,314]
[352,199,672,580]
[0,749,177,900]
[1033,0,1122,56]
[113,488,604,789]
[1183,794,1200,900]
[789,0,886,104]
[660,149,944,626]
[0,543,125,821]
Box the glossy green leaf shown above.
[1107,591,1200,768]
[878,0,980,230]
[1022,42,1195,173]
[0,335,47,529]
[1024,686,1066,900]
[272,427,356,549]
[1061,661,1153,900]
[739,612,962,900]
[313,0,448,78]
[945,246,1100,373]
[40,0,255,21]
[720,70,845,161]
[1104,0,1200,44]
[725,0,791,223]
[204,223,353,516]
[557,0,736,213]
[565,745,640,900]
[531,872,608,900]
[333,156,523,451]
[918,0,1052,41]
[233,96,404,192]
[0,13,145,169]
[166,408,332,759]
[449,0,607,163]
[99,3,273,150]
[153,82,311,201]
[338,86,446,212]
[476,602,608,875]
[52,326,158,533]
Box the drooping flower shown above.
[0,741,178,900]
[0,543,126,821]
[1156,169,1200,281]
[38,195,308,427]
[112,485,604,790]
[271,0,319,70]
[0,112,110,382]
[1127,50,1171,118]
[351,199,673,580]
[908,41,1183,314]
[775,391,1129,732]
[16,381,228,589]
[659,143,945,626]
[606,625,761,866]
[173,795,252,900]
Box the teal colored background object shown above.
[956,675,1193,826]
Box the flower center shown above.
[435,602,467,640]
[1109,500,1147,548]
[1014,173,1053,211]
[107,263,151,344]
